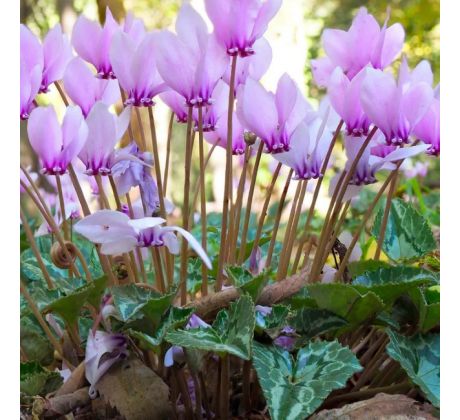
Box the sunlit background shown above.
[20,0,440,228]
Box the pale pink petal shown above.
[311,57,336,88]
[250,0,282,42]
[109,30,136,93]
[176,4,208,55]
[72,16,101,66]
[379,23,405,68]
[20,24,43,73]
[61,106,88,165]
[128,217,166,232]
[27,106,62,169]
[322,29,350,71]
[401,82,434,127]
[42,24,73,86]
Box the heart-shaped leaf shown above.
[386,330,440,407]
[20,362,63,397]
[252,340,362,420]
[226,265,269,301]
[372,199,436,261]
[166,295,255,359]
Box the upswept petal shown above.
[322,29,349,71]
[27,106,62,169]
[162,226,212,269]
[401,82,433,127]
[128,217,166,232]
[250,0,282,42]
[20,25,43,73]
[115,106,132,140]
[176,4,208,55]
[72,16,101,66]
[61,106,88,165]
[379,23,405,69]
[275,73,298,126]
[414,98,439,154]
[311,57,336,88]
[42,24,73,86]
[238,77,277,141]
[109,31,136,92]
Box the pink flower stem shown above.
[216,55,238,291]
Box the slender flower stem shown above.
[335,164,403,280]
[54,81,69,106]
[163,112,175,195]
[20,177,81,277]
[189,141,219,220]
[216,55,238,292]
[119,88,134,141]
[125,193,148,284]
[300,237,314,270]
[197,107,209,296]
[94,175,110,209]
[237,142,264,264]
[55,174,70,240]
[179,107,194,305]
[147,106,166,218]
[250,163,282,258]
[229,145,251,263]
[135,107,147,151]
[374,172,398,260]
[276,181,302,281]
[282,180,309,277]
[292,120,344,271]
[151,248,166,293]
[20,280,64,360]
[109,175,122,210]
[20,207,54,289]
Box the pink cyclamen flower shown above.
[361,62,434,145]
[274,116,333,179]
[20,59,41,120]
[311,7,404,87]
[331,133,430,201]
[20,24,73,93]
[85,330,129,398]
[78,102,131,175]
[328,67,371,136]
[204,111,246,155]
[72,7,119,79]
[64,57,120,117]
[110,31,167,106]
[27,105,88,175]
[74,209,212,268]
[154,4,229,107]
[160,90,188,123]
[222,37,272,92]
[237,74,313,153]
[413,97,440,156]
[205,0,281,56]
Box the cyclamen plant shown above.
[20,2,440,419]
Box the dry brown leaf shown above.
[55,362,86,397]
[311,393,438,420]
[96,357,172,420]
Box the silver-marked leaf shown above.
[290,309,348,341]
[110,284,161,321]
[386,330,439,407]
[372,199,436,261]
[253,341,362,420]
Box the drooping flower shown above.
[78,102,131,175]
[111,142,161,215]
[27,105,88,175]
[237,74,313,153]
[273,326,296,351]
[331,133,430,201]
[328,67,371,136]
[159,90,188,123]
[274,116,333,179]
[72,7,119,79]
[204,0,282,56]
[222,37,272,92]
[20,24,73,93]
[110,31,167,106]
[64,57,120,117]
[311,7,404,87]
[74,209,212,268]
[85,330,129,398]
[154,4,229,107]
[361,63,434,145]
[413,97,440,156]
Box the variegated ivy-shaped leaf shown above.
[252,341,362,420]
[386,330,440,407]
[372,198,437,261]
[165,295,255,359]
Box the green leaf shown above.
[255,305,289,334]
[252,341,362,420]
[141,292,176,328]
[306,284,385,325]
[407,287,440,333]
[372,198,436,261]
[348,260,390,278]
[290,309,348,341]
[386,330,440,407]
[20,316,54,365]
[111,284,160,322]
[43,282,93,325]
[352,266,438,305]
[130,307,194,351]
[166,295,255,359]
[20,362,63,396]
[226,265,269,301]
